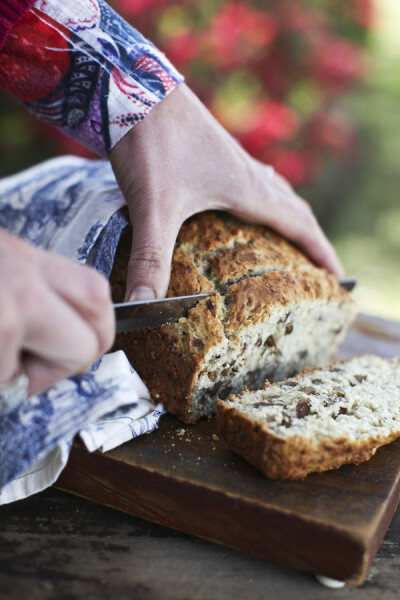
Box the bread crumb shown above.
[176,429,185,437]
[212,434,219,442]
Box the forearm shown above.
[0,0,183,156]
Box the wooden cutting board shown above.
[55,313,400,586]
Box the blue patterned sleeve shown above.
[0,0,184,156]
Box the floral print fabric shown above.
[0,0,183,156]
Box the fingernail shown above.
[129,286,156,302]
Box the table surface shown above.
[1,313,400,600]
[0,488,399,600]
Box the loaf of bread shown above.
[217,355,400,479]
[111,211,356,423]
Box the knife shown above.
[115,277,356,333]
[115,293,213,333]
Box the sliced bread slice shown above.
[217,354,400,479]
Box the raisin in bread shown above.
[111,211,356,424]
[217,354,400,479]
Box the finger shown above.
[266,193,343,276]
[22,353,82,397]
[232,169,343,276]
[125,210,181,301]
[0,294,21,384]
[22,278,105,377]
[36,250,115,355]
[272,176,344,276]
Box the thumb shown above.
[124,212,180,302]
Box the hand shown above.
[110,83,343,302]
[0,229,115,396]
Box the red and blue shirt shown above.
[0,0,183,156]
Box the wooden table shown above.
[0,314,399,599]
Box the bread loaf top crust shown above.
[111,210,349,306]
[224,268,348,333]
[169,212,313,295]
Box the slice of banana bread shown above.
[217,355,400,479]
[111,211,356,423]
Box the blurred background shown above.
[0,0,399,320]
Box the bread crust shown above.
[225,269,348,332]
[217,401,396,480]
[169,212,311,292]
[113,292,226,423]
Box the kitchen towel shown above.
[0,156,165,504]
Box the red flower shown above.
[116,0,167,17]
[239,101,298,155]
[311,38,365,91]
[164,33,201,67]
[269,150,309,185]
[306,111,356,154]
[277,0,327,34]
[346,0,374,29]
[257,47,299,100]
[206,2,276,69]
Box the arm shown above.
[0,0,183,156]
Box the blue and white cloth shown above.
[0,155,165,504]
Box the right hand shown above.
[0,228,115,397]
[110,84,343,303]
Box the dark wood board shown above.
[55,313,400,586]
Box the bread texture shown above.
[111,211,356,423]
[217,355,400,479]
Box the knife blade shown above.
[114,293,213,333]
[115,277,356,333]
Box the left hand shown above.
[0,229,115,396]
[110,83,343,302]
